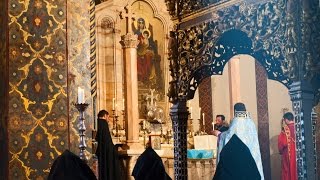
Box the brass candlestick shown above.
[188,118,194,137]
[112,109,116,129]
[112,109,120,137]
[198,118,206,135]
[140,120,150,148]
[122,110,125,130]
[165,130,172,144]
[75,103,89,162]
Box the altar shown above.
[162,155,216,180]
[117,134,217,180]
[118,148,216,180]
[161,134,217,179]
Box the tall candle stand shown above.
[112,109,116,129]
[112,109,119,137]
[121,110,125,130]
[75,103,89,162]
[198,118,206,135]
[188,118,194,138]
[143,128,147,148]
[165,130,172,144]
[140,121,146,148]
[140,120,150,148]
[160,123,165,144]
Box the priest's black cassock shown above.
[132,147,171,180]
[213,134,261,180]
[95,118,122,180]
[48,150,97,180]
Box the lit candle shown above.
[190,107,193,119]
[143,120,146,129]
[212,122,215,131]
[199,107,201,119]
[122,99,125,110]
[77,87,85,104]
[112,98,115,110]
[202,113,205,125]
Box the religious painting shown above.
[131,1,166,119]
[134,18,162,88]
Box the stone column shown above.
[170,100,189,180]
[120,33,142,149]
[228,57,241,117]
[289,81,316,179]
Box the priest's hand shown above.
[213,130,221,136]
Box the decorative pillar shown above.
[255,61,271,180]
[170,100,189,180]
[119,4,143,150]
[311,108,318,178]
[289,81,316,179]
[198,77,213,133]
[120,33,141,149]
[228,57,241,117]
[89,0,97,124]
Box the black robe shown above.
[213,134,261,180]
[214,124,229,133]
[132,147,171,180]
[48,150,96,180]
[95,118,122,180]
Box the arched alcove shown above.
[96,16,119,113]
[184,29,290,102]
[169,26,294,179]
[194,29,293,180]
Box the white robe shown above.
[217,115,265,180]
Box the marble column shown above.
[120,33,142,149]
[289,81,316,179]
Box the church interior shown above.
[0,0,319,179]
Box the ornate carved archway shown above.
[166,0,320,179]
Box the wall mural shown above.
[67,0,93,156]
[134,17,163,91]
[7,0,93,178]
[131,1,165,119]
[8,0,68,179]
